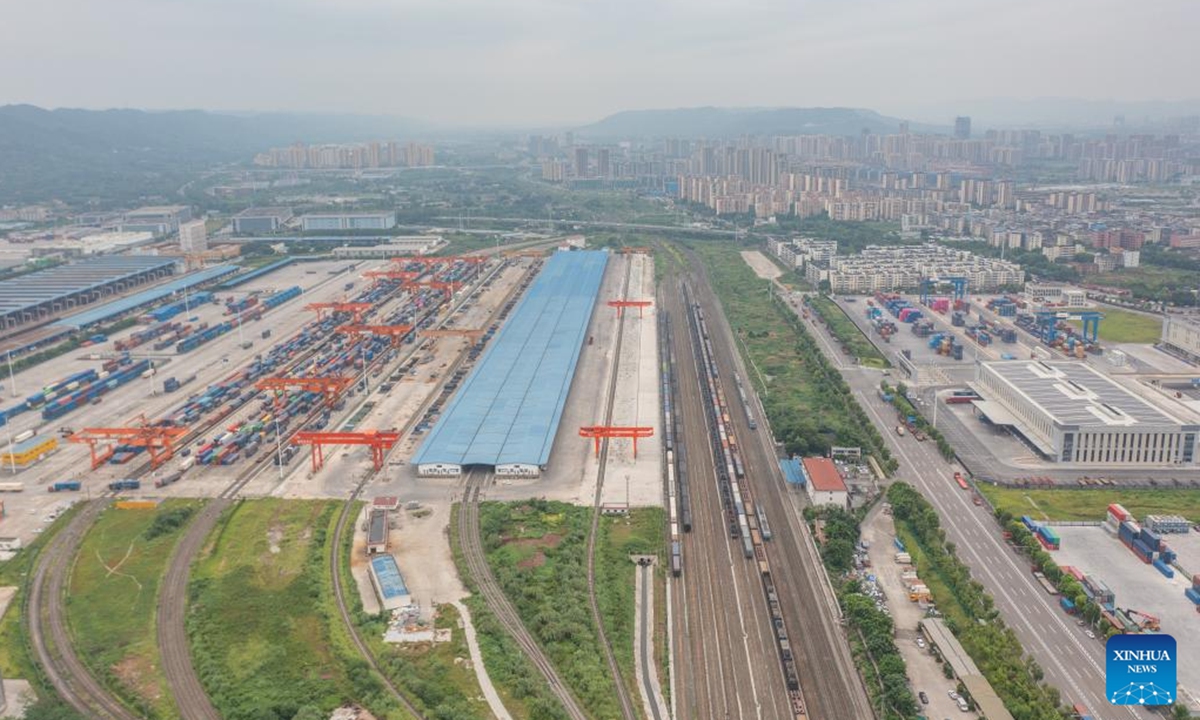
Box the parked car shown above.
[919,691,929,705]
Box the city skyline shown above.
[1,0,1197,127]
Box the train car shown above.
[757,503,773,541]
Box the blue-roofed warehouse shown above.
[369,555,411,611]
[413,250,609,477]
[52,264,238,329]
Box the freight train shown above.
[685,285,807,720]
[659,311,689,576]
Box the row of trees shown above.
[887,483,1071,720]
[806,504,919,719]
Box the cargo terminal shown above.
[970,360,1200,465]
[411,250,609,478]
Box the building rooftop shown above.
[369,555,409,602]
[234,206,293,218]
[51,264,238,329]
[413,250,609,469]
[367,509,388,547]
[983,360,1189,429]
[921,619,1013,720]
[801,457,847,492]
[125,205,189,217]
[0,256,178,321]
[779,458,806,485]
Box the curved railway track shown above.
[27,498,141,720]
[457,472,589,720]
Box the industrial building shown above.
[0,256,180,332]
[366,508,390,554]
[970,360,1199,465]
[1160,315,1200,365]
[368,554,411,611]
[300,212,396,232]
[801,457,848,507]
[51,264,238,330]
[413,250,609,477]
[120,205,192,236]
[331,236,445,259]
[824,244,1023,294]
[232,207,294,235]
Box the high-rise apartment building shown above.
[955,116,972,139]
[178,219,208,253]
[597,148,611,178]
[574,148,589,177]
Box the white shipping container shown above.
[180,457,196,470]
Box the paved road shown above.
[662,281,792,720]
[786,293,1153,720]
[686,262,875,720]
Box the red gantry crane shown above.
[304,301,373,323]
[291,429,400,471]
[405,280,463,299]
[607,300,653,318]
[361,269,422,286]
[579,426,654,458]
[256,376,352,408]
[69,421,189,470]
[336,324,415,347]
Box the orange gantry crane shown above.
[607,300,653,318]
[405,280,463,299]
[390,256,447,266]
[336,324,415,347]
[579,426,654,458]
[304,301,373,323]
[256,376,352,408]
[291,430,400,472]
[68,423,189,470]
[362,269,422,285]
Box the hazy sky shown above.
[1,0,1196,126]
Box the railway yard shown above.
[0,238,880,720]
[6,228,1192,720]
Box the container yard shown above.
[1049,522,1200,703]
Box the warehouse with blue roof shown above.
[413,250,609,477]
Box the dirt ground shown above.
[740,250,783,280]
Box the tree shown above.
[291,707,325,720]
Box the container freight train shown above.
[659,311,689,577]
[684,285,806,720]
[40,360,152,421]
[144,291,215,323]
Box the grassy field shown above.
[188,499,390,720]
[594,509,667,711]
[1067,306,1162,344]
[479,500,623,718]
[683,240,894,466]
[67,501,202,719]
[807,295,888,367]
[978,485,1200,523]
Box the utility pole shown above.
[5,351,15,398]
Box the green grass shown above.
[67,501,201,719]
[449,504,570,719]
[1066,306,1161,344]
[978,485,1200,523]
[478,500,623,719]
[595,509,667,713]
[334,503,490,720]
[683,240,895,466]
[807,295,888,367]
[188,499,390,720]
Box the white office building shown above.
[178,219,208,253]
[970,361,1199,465]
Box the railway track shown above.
[583,255,640,720]
[457,471,589,720]
[27,497,141,720]
[323,256,541,720]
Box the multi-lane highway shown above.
[787,290,1154,720]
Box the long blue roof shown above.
[53,264,238,329]
[413,250,609,468]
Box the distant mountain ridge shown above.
[577,106,944,138]
[0,105,427,204]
